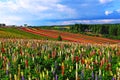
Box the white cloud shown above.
[105,10,113,15]
[0,16,22,25]
[61,20,90,25]
[116,9,120,13]
[51,19,120,25]
[0,0,76,25]
[99,0,113,4]
[92,19,114,23]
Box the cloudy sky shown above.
[0,0,120,26]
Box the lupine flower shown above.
[21,72,25,80]
[6,70,8,75]
[42,71,45,79]
[22,76,25,80]
[14,74,17,80]
[40,73,42,80]
[112,77,115,80]
[71,54,74,62]
[92,71,94,79]
[28,75,31,80]
[52,50,56,58]
[66,77,69,80]
[20,48,22,55]
[99,69,101,76]
[1,47,5,53]
[55,74,58,80]
[9,74,12,80]
[76,62,78,80]
[81,70,84,79]
[75,56,79,63]
[90,50,95,57]
[95,72,98,80]
[61,62,64,76]
[25,60,28,68]
[81,57,85,64]
[98,50,102,56]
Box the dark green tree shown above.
[57,35,62,41]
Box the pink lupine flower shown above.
[81,58,85,64]
[75,56,79,63]
[1,47,5,53]
[25,60,28,68]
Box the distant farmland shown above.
[20,27,120,44]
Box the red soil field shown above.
[20,27,120,44]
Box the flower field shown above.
[0,39,120,80]
[20,27,120,44]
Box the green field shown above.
[0,27,55,40]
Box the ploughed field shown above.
[0,39,120,80]
[20,27,120,44]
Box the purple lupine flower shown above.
[21,76,25,80]
[81,70,84,79]
[92,71,94,79]
[52,70,55,76]
[55,74,58,80]
[6,70,8,75]
[8,62,10,67]
[112,77,115,80]
[95,73,98,80]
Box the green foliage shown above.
[69,24,120,40]
[57,35,62,41]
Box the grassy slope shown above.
[0,27,55,40]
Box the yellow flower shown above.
[85,59,87,64]
[90,58,93,62]
[14,74,17,80]
[44,55,47,60]
[109,71,113,76]
[21,72,23,76]
[42,71,45,78]
[40,73,42,79]
[119,62,120,66]
[114,75,116,78]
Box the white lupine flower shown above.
[32,57,34,62]
[76,62,78,80]
[46,70,48,76]
[66,78,69,80]
[28,75,31,80]
[99,69,101,76]
[6,63,9,70]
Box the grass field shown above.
[0,27,55,40]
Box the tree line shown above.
[69,24,120,39]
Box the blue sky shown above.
[0,0,120,26]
